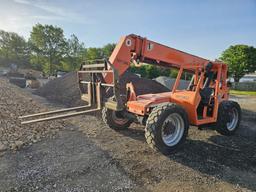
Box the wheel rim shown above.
[161,113,185,146]
[112,111,129,125]
[227,107,239,131]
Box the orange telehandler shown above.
[20,34,241,154]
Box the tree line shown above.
[0,23,255,82]
[0,24,115,76]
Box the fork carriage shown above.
[19,59,123,124]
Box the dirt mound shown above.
[35,71,170,107]
[0,78,65,151]
[119,71,170,95]
[154,76,190,90]
[35,72,85,107]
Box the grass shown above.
[230,90,256,96]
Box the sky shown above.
[0,0,255,60]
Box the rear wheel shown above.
[145,103,189,154]
[102,107,132,130]
[215,101,241,136]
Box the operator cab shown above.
[197,63,217,119]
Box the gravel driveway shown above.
[0,127,135,192]
[0,78,256,192]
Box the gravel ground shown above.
[73,115,256,192]
[0,78,138,192]
[0,77,256,191]
[0,78,65,151]
[0,128,135,192]
[230,95,256,139]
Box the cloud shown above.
[0,0,93,39]
[13,0,30,5]
[0,15,32,38]
[31,15,64,21]
[13,0,86,24]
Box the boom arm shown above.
[104,34,214,83]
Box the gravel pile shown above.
[0,78,65,151]
[118,71,170,95]
[35,71,85,107]
[154,76,190,90]
[35,70,170,107]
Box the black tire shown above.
[145,103,189,154]
[215,100,241,136]
[102,107,132,130]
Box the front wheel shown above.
[145,103,189,154]
[215,101,241,136]
[102,107,132,130]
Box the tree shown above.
[85,43,116,62]
[29,24,67,75]
[220,45,256,82]
[86,47,103,61]
[130,64,171,79]
[0,30,14,65]
[145,65,161,78]
[0,30,29,67]
[102,43,116,57]
[62,34,85,71]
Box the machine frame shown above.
[20,34,241,154]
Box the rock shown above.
[14,140,24,149]
[0,143,7,152]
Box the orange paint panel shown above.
[104,36,134,83]
[143,39,209,69]
[170,91,198,124]
[127,99,150,115]
[127,92,171,115]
